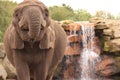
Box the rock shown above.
[94,22,108,29]
[89,17,108,29]
[65,23,81,31]
[92,37,101,55]
[89,17,104,24]
[2,57,16,79]
[114,56,120,73]
[105,20,120,38]
[69,23,81,31]
[0,64,7,80]
[95,55,117,77]
[59,55,81,79]
[67,35,79,43]
[64,43,82,55]
[60,20,74,25]
[0,50,6,60]
[64,22,101,56]
[60,20,74,30]
[111,39,120,46]
[0,43,16,79]
[104,39,120,52]
[103,29,114,36]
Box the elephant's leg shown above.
[34,49,54,80]
[34,63,48,80]
[14,53,30,80]
[47,47,65,80]
[46,63,59,80]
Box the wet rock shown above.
[67,35,79,43]
[95,55,117,77]
[67,23,81,31]
[92,37,101,55]
[64,43,82,55]
[64,22,101,55]
[59,55,81,80]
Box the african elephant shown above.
[3,0,67,80]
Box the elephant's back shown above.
[51,20,67,42]
[50,20,67,63]
[50,20,67,48]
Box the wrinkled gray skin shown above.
[3,0,67,80]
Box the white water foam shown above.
[80,23,100,80]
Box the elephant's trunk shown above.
[28,11,41,40]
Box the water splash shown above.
[80,23,100,80]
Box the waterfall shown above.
[80,23,100,80]
[62,22,101,80]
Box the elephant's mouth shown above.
[29,38,36,43]
[21,28,29,32]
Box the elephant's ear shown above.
[39,27,55,49]
[10,29,24,49]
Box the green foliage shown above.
[0,0,17,42]
[74,9,92,21]
[49,4,75,21]
[49,5,92,21]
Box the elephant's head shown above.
[11,0,55,49]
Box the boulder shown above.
[0,64,7,80]
[114,56,120,73]
[64,43,82,55]
[2,57,16,79]
[89,17,108,29]
[95,55,117,77]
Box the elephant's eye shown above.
[44,9,49,17]
[45,13,48,17]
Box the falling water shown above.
[62,22,101,80]
[80,23,100,80]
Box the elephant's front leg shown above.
[14,52,30,80]
[34,49,54,80]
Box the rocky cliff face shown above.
[57,19,120,80]
[90,18,120,77]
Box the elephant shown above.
[3,0,67,80]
